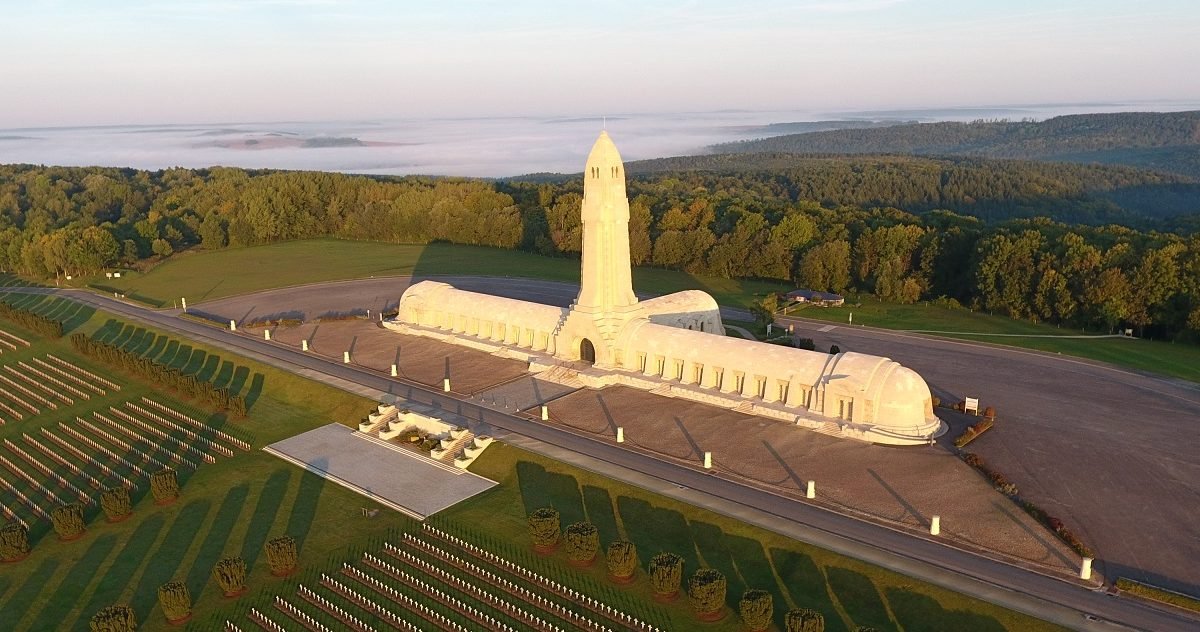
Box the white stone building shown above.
[388,132,945,445]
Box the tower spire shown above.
[575,130,637,316]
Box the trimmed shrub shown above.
[785,608,825,632]
[739,589,773,631]
[1116,577,1200,613]
[931,395,941,408]
[688,568,727,616]
[649,552,684,597]
[213,556,248,596]
[265,535,298,576]
[857,628,881,632]
[100,486,132,522]
[983,405,996,420]
[150,468,179,504]
[0,522,30,561]
[528,507,561,550]
[89,605,136,632]
[52,503,86,540]
[157,581,192,622]
[564,522,599,563]
[795,337,817,351]
[606,540,638,579]
[954,418,994,448]
[828,344,841,355]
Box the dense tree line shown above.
[713,110,1200,178]
[625,153,1197,223]
[2,159,1198,340]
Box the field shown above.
[0,292,1066,631]
[786,298,1200,383]
[88,238,791,310]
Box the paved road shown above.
[15,287,1199,631]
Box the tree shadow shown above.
[867,469,926,525]
[213,360,235,390]
[181,349,208,375]
[0,558,60,625]
[228,366,250,397]
[770,548,848,632]
[690,521,747,610]
[515,460,586,526]
[725,534,791,628]
[72,518,166,628]
[144,334,169,361]
[157,339,180,364]
[827,567,894,631]
[616,496,700,575]
[59,301,95,334]
[245,373,265,409]
[286,460,326,554]
[581,484,620,546]
[239,468,292,568]
[26,534,119,631]
[196,355,221,383]
[885,588,1006,632]
[129,501,213,623]
[184,482,250,599]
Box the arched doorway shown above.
[579,338,596,364]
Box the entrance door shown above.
[580,339,596,364]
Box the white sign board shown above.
[964,397,980,415]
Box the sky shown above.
[2,0,1199,128]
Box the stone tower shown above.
[557,131,642,366]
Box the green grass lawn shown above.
[787,298,1200,383]
[84,238,791,310]
[0,294,400,631]
[441,443,1066,632]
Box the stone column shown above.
[930,515,940,536]
[806,480,815,499]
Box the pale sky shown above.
[2,0,1198,127]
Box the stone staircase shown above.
[433,430,475,464]
[534,365,585,389]
[813,421,843,437]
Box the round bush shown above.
[648,552,683,597]
[265,535,298,576]
[528,507,561,550]
[564,522,599,563]
[51,503,86,540]
[0,522,30,561]
[606,540,638,579]
[739,589,773,631]
[785,608,825,632]
[687,568,727,616]
[157,581,192,622]
[89,605,136,632]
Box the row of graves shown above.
[226,522,665,632]
[0,386,250,532]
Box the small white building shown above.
[388,132,945,445]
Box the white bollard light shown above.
[443,378,451,392]
[703,451,712,469]
[1080,556,1093,580]
[541,404,549,421]
[264,329,271,341]
[930,515,941,536]
[302,339,309,351]
[616,427,624,443]
[344,350,351,363]
[230,320,237,331]
[391,364,398,377]
[806,480,815,499]
[181,297,187,312]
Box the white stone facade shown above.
[388,131,945,445]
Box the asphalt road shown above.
[16,287,1199,632]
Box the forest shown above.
[0,158,1198,342]
[714,110,1200,178]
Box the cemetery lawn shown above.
[0,294,403,631]
[440,442,1067,632]
[76,239,1200,383]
